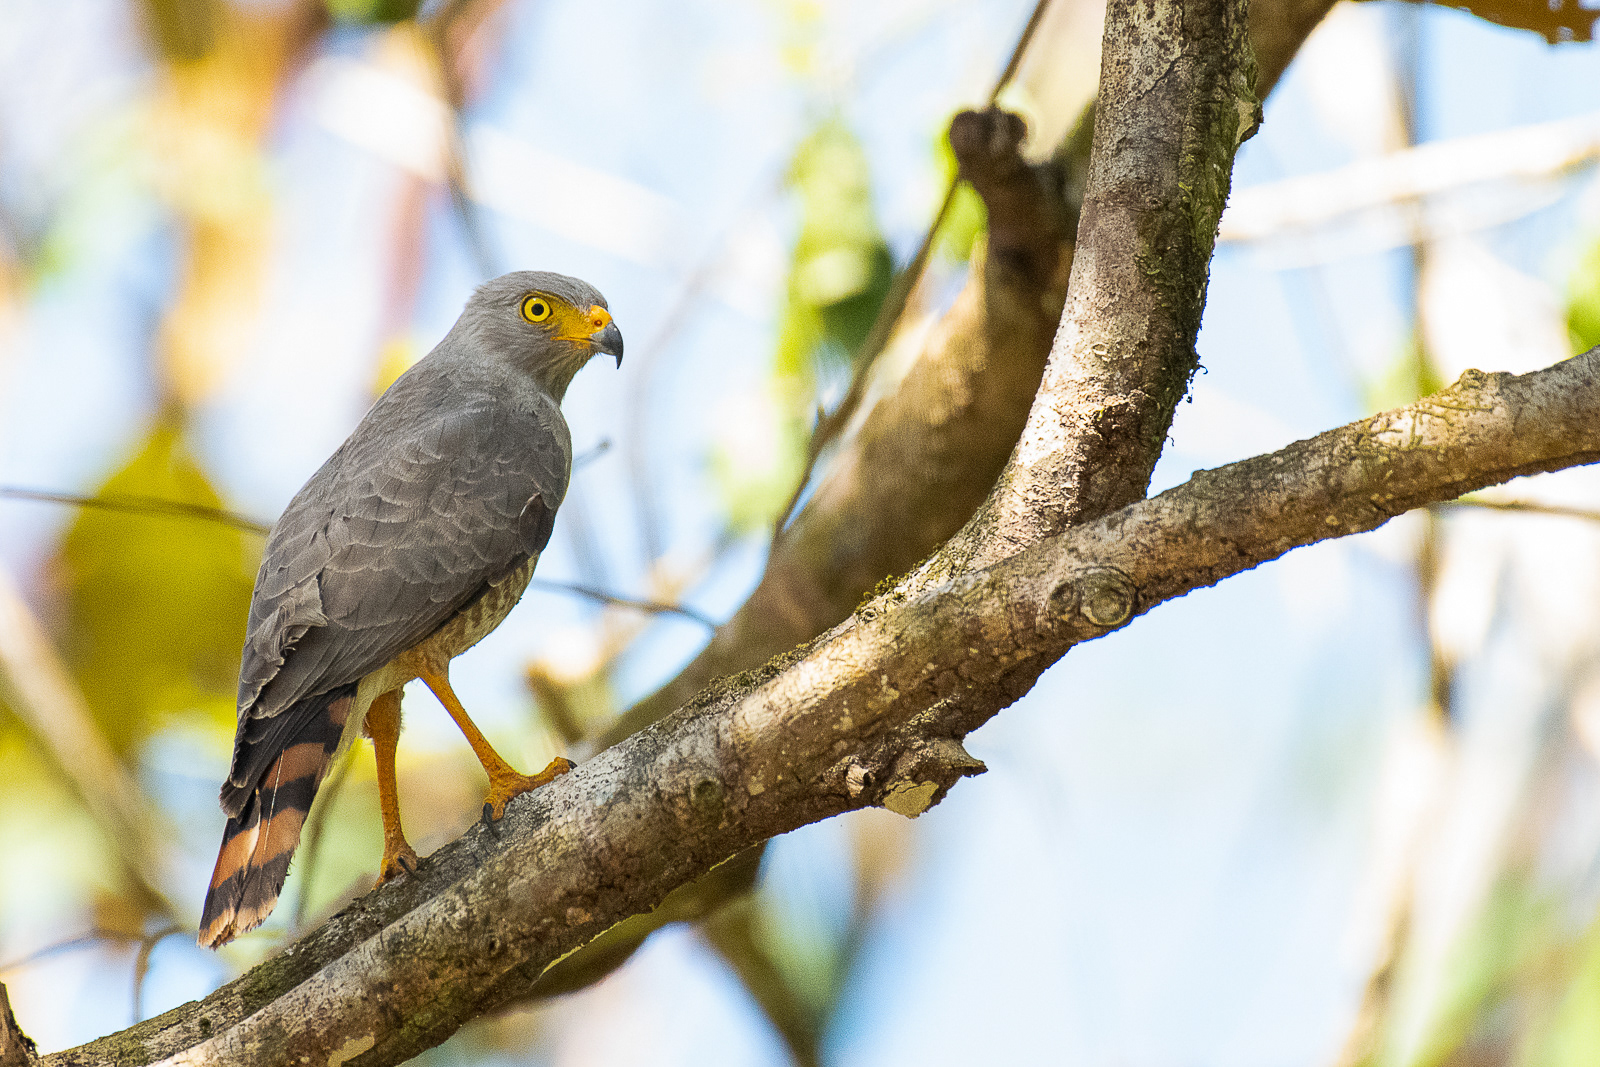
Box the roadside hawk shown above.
[199,271,622,949]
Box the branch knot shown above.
[1048,565,1137,631]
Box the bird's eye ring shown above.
[521,296,551,323]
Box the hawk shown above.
[199,271,622,948]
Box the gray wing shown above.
[226,376,570,791]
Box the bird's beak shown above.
[586,307,624,367]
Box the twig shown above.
[1,980,37,1067]
[572,438,612,470]
[769,0,1055,538]
[1433,497,1600,524]
[0,487,269,535]
[51,350,1600,1067]
[526,578,716,628]
[131,926,181,1026]
[1219,110,1600,247]
[0,930,148,976]
[624,177,783,563]
[423,0,507,280]
[0,569,178,920]
[2,486,709,623]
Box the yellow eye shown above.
[521,295,552,323]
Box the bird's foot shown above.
[374,838,420,887]
[481,757,577,822]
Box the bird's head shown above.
[463,271,623,400]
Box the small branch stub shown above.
[1050,566,1137,630]
[878,737,987,818]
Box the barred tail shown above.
[198,685,355,948]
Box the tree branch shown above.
[52,349,1600,1067]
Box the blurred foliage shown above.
[1369,872,1600,1067]
[1525,916,1600,1067]
[324,0,423,25]
[1403,878,1554,1067]
[711,117,893,533]
[54,416,255,755]
[372,335,425,396]
[778,118,894,377]
[145,9,291,407]
[1366,331,1449,413]
[0,726,113,915]
[139,0,222,63]
[1567,233,1600,355]
[1386,0,1597,44]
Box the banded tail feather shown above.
[198,684,356,948]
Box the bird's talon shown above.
[374,841,420,887]
[480,756,575,824]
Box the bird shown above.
[198,270,622,949]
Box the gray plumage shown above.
[201,270,618,948]
[219,269,611,815]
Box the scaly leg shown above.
[417,665,575,820]
[365,688,419,882]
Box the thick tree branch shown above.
[931,0,1259,581]
[53,349,1600,1067]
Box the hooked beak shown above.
[593,321,624,367]
[586,306,624,367]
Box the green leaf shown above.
[1391,0,1596,44]
[1566,232,1600,355]
[55,414,256,754]
[781,117,894,373]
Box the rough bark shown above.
[927,0,1260,581]
[47,349,1600,1067]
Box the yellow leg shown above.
[365,689,419,882]
[417,665,574,820]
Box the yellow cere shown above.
[522,293,613,343]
